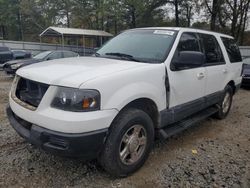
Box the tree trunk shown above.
[114,19,118,35]
[66,11,70,28]
[230,0,238,37]
[174,0,179,26]
[186,5,192,27]
[0,25,6,39]
[17,7,23,41]
[235,0,244,41]
[240,0,250,45]
[210,0,218,31]
[131,5,136,28]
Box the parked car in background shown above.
[3,50,79,75]
[0,46,13,67]
[12,50,31,60]
[242,57,250,87]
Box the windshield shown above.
[243,57,250,64]
[33,51,51,60]
[97,29,177,63]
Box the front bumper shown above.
[242,77,250,87]
[6,106,108,159]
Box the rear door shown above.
[199,33,228,97]
[220,37,243,87]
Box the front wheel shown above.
[215,85,233,119]
[99,108,154,177]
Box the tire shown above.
[99,108,154,177]
[215,85,233,119]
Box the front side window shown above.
[97,29,177,63]
[170,32,202,70]
[199,33,224,64]
[221,37,242,63]
[176,32,200,52]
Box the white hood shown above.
[16,56,147,88]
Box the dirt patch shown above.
[0,72,249,187]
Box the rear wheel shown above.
[99,108,154,177]
[215,85,233,119]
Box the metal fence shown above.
[0,40,249,58]
[0,40,95,56]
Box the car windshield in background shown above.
[243,57,250,64]
[97,29,177,63]
[33,51,51,60]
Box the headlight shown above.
[11,63,22,69]
[51,87,100,112]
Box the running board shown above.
[156,107,219,140]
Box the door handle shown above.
[222,69,228,74]
[197,73,205,79]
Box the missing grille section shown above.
[15,78,49,108]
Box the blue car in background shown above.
[242,57,250,88]
[3,50,79,75]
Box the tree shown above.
[204,0,223,31]
[224,0,250,42]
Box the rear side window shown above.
[221,37,242,63]
[199,33,224,64]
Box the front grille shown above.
[15,77,49,108]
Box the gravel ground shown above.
[0,71,249,188]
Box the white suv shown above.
[7,28,242,177]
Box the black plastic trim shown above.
[241,79,250,87]
[6,106,108,159]
[159,90,224,128]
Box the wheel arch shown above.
[227,80,236,94]
[109,98,160,131]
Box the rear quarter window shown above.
[221,37,242,63]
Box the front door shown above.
[167,32,206,122]
[168,32,206,107]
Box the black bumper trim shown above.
[241,78,250,87]
[6,106,108,159]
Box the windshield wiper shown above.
[105,52,141,62]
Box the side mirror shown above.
[172,51,205,70]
